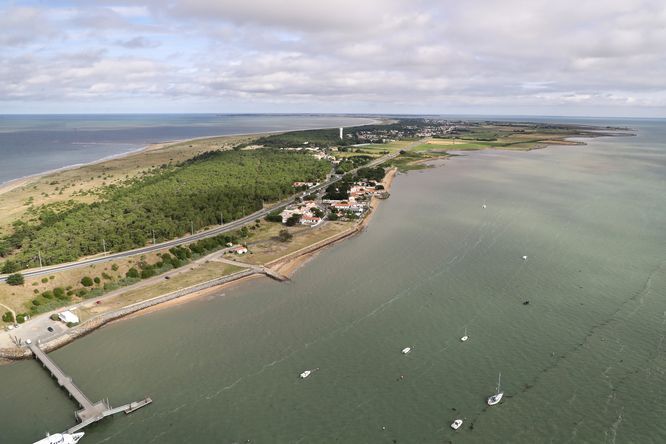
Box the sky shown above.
[1,0,665,117]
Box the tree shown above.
[1,260,19,274]
[311,207,324,218]
[265,211,283,223]
[2,311,14,323]
[140,267,156,279]
[125,267,140,279]
[2,150,330,266]
[80,276,94,287]
[285,213,302,226]
[6,273,24,286]
[278,229,293,242]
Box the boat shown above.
[487,372,504,406]
[33,432,85,444]
[300,370,312,379]
[401,347,411,354]
[522,255,528,260]
[124,397,153,414]
[450,419,463,430]
[460,327,469,342]
[482,204,487,209]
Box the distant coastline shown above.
[0,114,381,188]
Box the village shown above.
[275,177,388,229]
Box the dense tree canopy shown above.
[1,149,330,269]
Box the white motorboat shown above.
[33,432,84,444]
[487,372,504,406]
[522,255,528,260]
[482,204,487,209]
[300,370,312,379]
[401,347,411,354]
[460,327,469,342]
[450,419,463,430]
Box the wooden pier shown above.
[27,341,151,432]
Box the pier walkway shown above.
[28,342,110,422]
[212,256,289,282]
[27,341,151,431]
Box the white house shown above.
[231,246,248,255]
[58,310,79,324]
[301,215,323,226]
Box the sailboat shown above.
[487,372,504,406]
[460,327,469,342]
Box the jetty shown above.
[27,341,151,433]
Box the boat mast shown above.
[497,372,502,394]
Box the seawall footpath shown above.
[0,269,255,360]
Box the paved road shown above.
[0,141,420,283]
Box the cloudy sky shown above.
[2,0,665,116]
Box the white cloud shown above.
[1,0,665,116]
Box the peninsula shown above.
[0,119,626,358]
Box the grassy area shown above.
[387,151,451,171]
[334,140,413,158]
[0,215,352,324]
[240,220,355,265]
[76,262,243,321]
[0,248,169,321]
[406,122,596,155]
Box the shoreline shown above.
[0,118,381,196]
[0,167,399,361]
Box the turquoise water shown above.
[1,119,665,443]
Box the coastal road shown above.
[0,140,421,283]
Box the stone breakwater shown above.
[0,269,255,360]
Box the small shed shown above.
[58,310,79,324]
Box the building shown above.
[293,181,317,188]
[231,246,248,255]
[330,201,365,215]
[301,215,323,226]
[280,201,322,224]
[58,310,79,324]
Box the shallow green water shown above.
[2,120,665,443]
